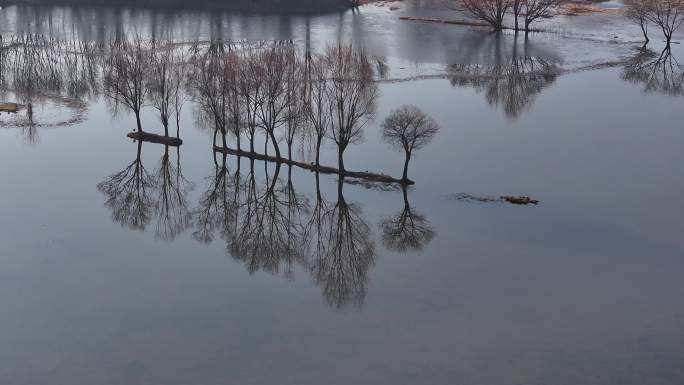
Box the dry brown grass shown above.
[560,2,607,16]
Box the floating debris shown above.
[501,196,539,205]
[449,193,539,205]
[448,193,500,203]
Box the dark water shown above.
[1,3,684,385]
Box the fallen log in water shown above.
[214,146,414,185]
[501,196,539,205]
[127,131,183,146]
[0,102,23,113]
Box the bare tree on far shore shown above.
[324,44,378,173]
[460,0,512,30]
[381,105,440,183]
[521,0,560,34]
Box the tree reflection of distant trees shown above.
[447,38,559,119]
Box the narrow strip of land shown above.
[127,131,183,146]
[213,146,414,185]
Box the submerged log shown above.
[0,102,23,113]
[214,146,414,185]
[127,131,183,146]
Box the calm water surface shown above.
[1,3,683,385]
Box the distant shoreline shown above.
[0,0,354,14]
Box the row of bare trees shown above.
[458,0,560,32]
[191,42,379,175]
[626,0,684,46]
[104,38,188,137]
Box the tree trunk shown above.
[269,130,281,159]
[641,22,649,43]
[315,135,323,167]
[338,146,345,173]
[402,151,411,181]
[135,110,143,132]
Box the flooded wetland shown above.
[1,1,684,384]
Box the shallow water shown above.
[1,3,684,385]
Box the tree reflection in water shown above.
[152,145,194,240]
[447,36,558,119]
[307,177,375,308]
[98,140,192,235]
[380,186,435,253]
[97,140,157,231]
[622,47,684,96]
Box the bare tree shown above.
[324,44,378,173]
[626,0,654,43]
[522,0,560,34]
[283,47,306,162]
[648,0,684,46]
[254,47,294,160]
[381,105,440,183]
[305,53,332,167]
[460,0,512,30]
[238,51,264,153]
[191,41,231,149]
[148,42,175,137]
[104,37,152,132]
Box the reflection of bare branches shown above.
[447,37,558,119]
[380,187,435,253]
[308,178,374,308]
[449,56,558,119]
[230,163,309,278]
[622,47,684,96]
[97,141,156,231]
[153,145,193,240]
[193,153,241,244]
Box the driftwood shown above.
[127,131,183,146]
[501,196,539,205]
[0,102,23,113]
[214,146,414,185]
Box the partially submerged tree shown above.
[304,53,332,167]
[104,37,152,132]
[625,0,654,43]
[648,0,684,46]
[381,105,440,183]
[521,0,560,33]
[324,44,378,173]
